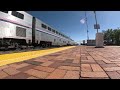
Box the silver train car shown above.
[0,11,76,49]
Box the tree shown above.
[103,29,114,45]
[113,29,120,45]
[102,29,120,45]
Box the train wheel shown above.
[4,46,8,51]
[15,43,19,49]
[42,43,46,48]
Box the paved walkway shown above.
[0,46,120,79]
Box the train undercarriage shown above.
[0,38,27,50]
[0,38,64,50]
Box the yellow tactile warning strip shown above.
[0,46,76,67]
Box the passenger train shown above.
[0,11,76,49]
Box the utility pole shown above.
[94,11,98,33]
[85,11,89,40]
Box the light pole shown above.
[94,11,98,33]
[85,11,89,40]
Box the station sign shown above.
[94,24,100,29]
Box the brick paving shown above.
[1,46,120,79]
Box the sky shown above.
[27,11,120,43]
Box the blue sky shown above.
[27,11,120,43]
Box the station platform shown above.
[0,46,120,79]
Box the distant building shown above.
[83,40,85,45]
[87,39,96,46]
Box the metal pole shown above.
[94,11,98,33]
[85,11,89,40]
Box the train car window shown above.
[12,11,17,17]
[48,27,51,31]
[52,29,55,33]
[18,13,24,19]
[41,24,47,29]
[1,11,8,13]
[58,33,60,35]
[12,11,24,19]
[56,31,59,34]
